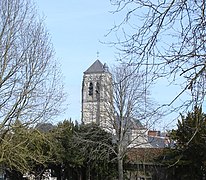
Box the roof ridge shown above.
[84,59,106,74]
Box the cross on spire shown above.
[96,51,100,59]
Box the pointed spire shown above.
[84,60,107,74]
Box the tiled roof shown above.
[84,60,107,74]
[126,148,164,163]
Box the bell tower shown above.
[81,60,113,129]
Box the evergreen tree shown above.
[163,106,206,179]
[50,120,117,179]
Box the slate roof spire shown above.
[84,60,109,74]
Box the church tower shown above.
[81,60,113,129]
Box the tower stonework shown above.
[81,60,113,129]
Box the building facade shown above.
[81,60,113,129]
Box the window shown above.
[88,82,93,96]
[96,82,100,99]
[96,82,100,94]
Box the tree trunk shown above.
[118,151,124,180]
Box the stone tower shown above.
[81,60,113,129]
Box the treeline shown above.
[1,106,206,179]
[1,120,117,179]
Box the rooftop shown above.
[84,60,109,74]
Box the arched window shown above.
[96,82,100,94]
[88,82,93,96]
[96,82,100,99]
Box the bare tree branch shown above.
[108,0,206,114]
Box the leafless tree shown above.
[0,0,65,172]
[106,63,161,180]
[0,0,65,129]
[108,0,206,117]
[80,62,161,179]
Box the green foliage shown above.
[0,119,118,179]
[50,120,117,179]
[76,124,117,178]
[52,120,85,166]
[163,106,206,179]
[0,120,55,175]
